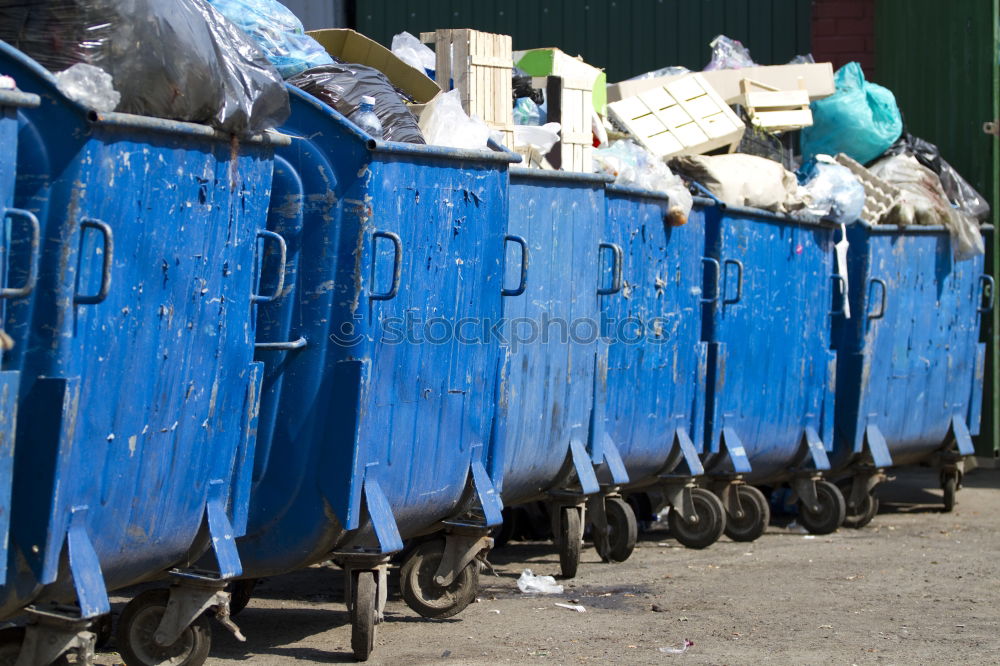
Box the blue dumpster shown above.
[599,188,729,548]
[0,42,284,664]
[698,197,846,536]
[0,87,39,590]
[831,222,992,525]
[234,86,514,660]
[491,168,620,578]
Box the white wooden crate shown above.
[607,73,745,159]
[534,76,593,172]
[740,78,813,132]
[422,28,514,148]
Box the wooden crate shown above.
[607,73,745,159]
[740,78,813,132]
[535,75,593,173]
[421,28,514,148]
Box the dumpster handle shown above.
[0,207,40,299]
[502,235,528,297]
[597,242,623,296]
[829,275,848,316]
[370,230,402,301]
[74,218,114,305]
[251,230,287,304]
[700,257,721,304]
[866,278,887,320]
[978,274,995,313]
[722,258,743,305]
[255,336,307,351]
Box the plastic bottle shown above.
[355,95,384,139]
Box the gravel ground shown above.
[97,466,1000,665]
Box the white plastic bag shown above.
[392,31,436,75]
[513,122,561,155]
[516,569,564,594]
[593,140,693,224]
[671,154,806,214]
[799,157,866,224]
[419,89,490,150]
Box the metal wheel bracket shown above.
[663,481,697,524]
[718,482,745,520]
[154,577,242,647]
[791,475,822,514]
[341,556,391,617]
[15,606,97,666]
[547,501,586,543]
[848,470,885,510]
[431,533,493,588]
[586,495,610,557]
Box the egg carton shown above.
[834,153,902,225]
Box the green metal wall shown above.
[876,0,1000,458]
[353,0,812,82]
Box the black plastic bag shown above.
[883,132,991,222]
[0,0,290,134]
[288,64,424,144]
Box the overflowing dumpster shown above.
[0,42,284,665]
[698,197,846,536]
[600,188,728,549]
[831,222,992,525]
[491,168,617,578]
[234,85,514,660]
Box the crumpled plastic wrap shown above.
[419,89,489,150]
[671,154,806,214]
[391,31,436,77]
[625,65,691,82]
[594,140,693,225]
[206,0,335,78]
[703,35,755,71]
[513,122,561,155]
[53,62,120,112]
[288,64,424,144]
[797,157,866,225]
[0,0,290,133]
[869,154,984,260]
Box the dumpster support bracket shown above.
[949,415,976,456]
[662,479,698,524]
[361,474,404,554]
[721,428,752,474]
[791,474,822,514]
[15,605,97,666]
[675,428,705,476]
[205,479,242,579]
[597,434,630,486]
[569,438,600,495]
[66,506,110,618]
[802,426,831,471]
[469,448,504,527]
[863,425,894,469]
[155,572,244,647]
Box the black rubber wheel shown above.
[491,508,517,549]
[723,485,770,542]
[229,579,258,617]
[667,487,726,549]
[92,613,114,649]
[117,588,212,666]
[399,539,478,619]
[558,506,583,578]
[942,474,958,513]
[797,480,846,535]
[594,497,638,563]
[350,571,377,661]
[837,479,879,529]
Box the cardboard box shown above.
[607,62,836,105]
[514,47,606,114]
[307,28,441,104]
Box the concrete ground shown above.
[97,466,1000,665]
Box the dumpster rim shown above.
[0,89,39,109]
[510,166,613,185]
[605,182,672,202]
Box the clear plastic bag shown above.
[206,0,335,79]
[797,157,866,225]
[801,62,903,166]
[54,63,120,112]
[391,31,436,77]
[287,64,424,144]
[625,65,691,82]
[869,154,984,260]
[513,122,561,154]
[0,0,290,134]
[418,89,490,150]
[703,35,755,71]
[594,140,693,224]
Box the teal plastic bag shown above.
[801,62,902,165]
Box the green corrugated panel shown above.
[354,0,811,82]
[877,0,999,458]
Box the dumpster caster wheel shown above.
[400,539,478,619]
[797,480,846,535]
[669,488,725,549]
[93,613,114,649]
[594,497,637,563]
[723,485,770,542]
[558,506,583,578]
[350,570,377,661]
[228,579,258,617]
[941,474,958,513]
[117,589,211,666]
[837,480,879,529]
[0,627,72,666]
